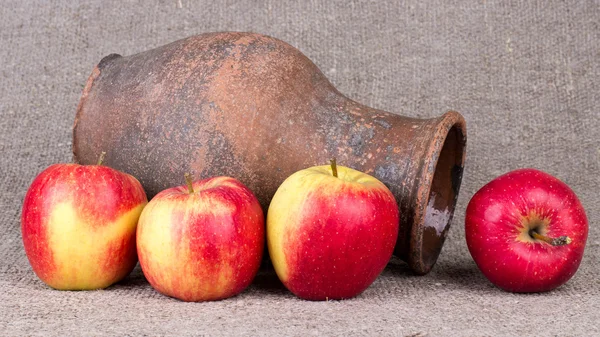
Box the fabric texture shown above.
[1,1,598,335]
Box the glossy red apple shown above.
[21,153,148,290]
[267,160,399,300]
[136,174,264,302]
[465,168,588,292]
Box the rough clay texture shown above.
[72,31,466,275]
[1,1,598,336]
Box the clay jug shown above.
[73,32,466,275]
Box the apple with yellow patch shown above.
[21,153,148,290]
[267,160,399,300]
[136,174,264,302]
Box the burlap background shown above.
[1,1,598,335]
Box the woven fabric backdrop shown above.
[1,1,598,335]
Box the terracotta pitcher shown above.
[73,32,466,275]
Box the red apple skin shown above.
[21,163,148,290]
[267,165,399,300]
[284,192,398,300]
[136,176,264,302]
[465,168,588,293]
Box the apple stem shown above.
[330,158,338,178]
[184,173,194,194]
[530,231,572,246]
[97,151,106,166]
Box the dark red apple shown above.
[465,168,588,292]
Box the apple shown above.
[465,168,588,292]
[21,153,148,290]
[136,174,264,301]
[267,160,399,300]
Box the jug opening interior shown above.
[419,124,465,272]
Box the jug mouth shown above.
[409,111,467,275]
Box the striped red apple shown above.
[136,175,264,301]
[267,160,399,300]
[21,153,147,290]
